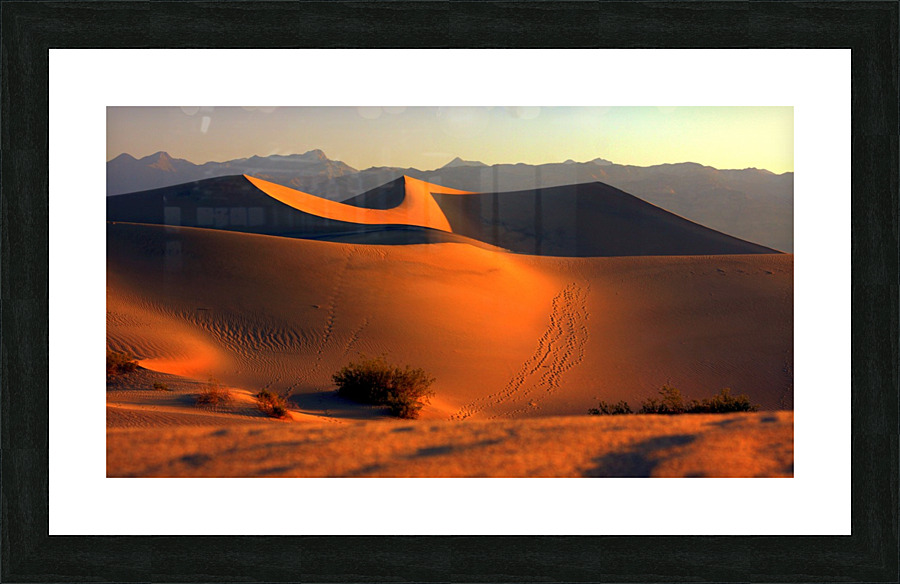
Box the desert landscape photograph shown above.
[106,106,793,478]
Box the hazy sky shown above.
[107,106,794,174]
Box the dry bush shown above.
[107,349,138,377]
[588,400,633,415]
[195,378,231,406]
[639,385,686,415]
[255,390,289,418]
[333,356,435,419]
[687,388,759,413]
[589,386,761,416]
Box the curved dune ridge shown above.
[108,173,776,256]
[244,174,469,232]
[106,174,468,242]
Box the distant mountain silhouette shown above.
[108,152,793,251]
[106,149,358,197]
[441,156,488,169]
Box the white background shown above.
[48,49,851,535]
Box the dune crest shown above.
[244,174,470,233]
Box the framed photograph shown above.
[2,1,896,582]
[102,103,795,482]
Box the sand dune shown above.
[107,173,474,243]
[246,174,470,232]
[107,173,792,477]
[108,222,792,418]
[107,409,793,477]
[433,182,778,256]
[108,174,776,256]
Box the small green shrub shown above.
[195,378,231,405]
[639,385,686,415]
[588,400,633,415]
[333,356,435,419]
[152,382,170,392]
[107,349,138,377]
[687,388,759,413]
[256,390,290,418]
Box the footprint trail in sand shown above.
[454,282,590,419]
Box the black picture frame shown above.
[2,1,896,582]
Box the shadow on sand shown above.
[407,438,504,460]
[583,434,697,477]
[289,391,388,421]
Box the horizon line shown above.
[107,150,794,175]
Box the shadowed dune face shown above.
[108,222,793,418]
[106,174,373,239]
[108,174,776,257]
[432,182,779,257]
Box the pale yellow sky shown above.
[108,106,793,174]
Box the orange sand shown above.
[107,174,792,477]
[108,222,792,419]
[107,403,793,478]
[244,174,470,232]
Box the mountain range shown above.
[108,150,793,251]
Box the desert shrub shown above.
[333,356,435,419]
[588,400,633,415]
[385,394,424,419]
[107,349,138,377]
[195,378,231,405]
[594,386,762,416]
[687,388,759,413]
[639,385,686,415]
[152,382,170,391]
[256,389,289,418]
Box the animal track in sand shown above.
[318,248,354,355]
[342,318,370,358]
[305,246,360,379]
[453,282,590,420]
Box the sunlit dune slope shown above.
[106,174,469,242]
[248,174,470,231]
[108,222,793,418]
[107,279,226,379]
[432,182,779,256]
[246,174,503,247]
